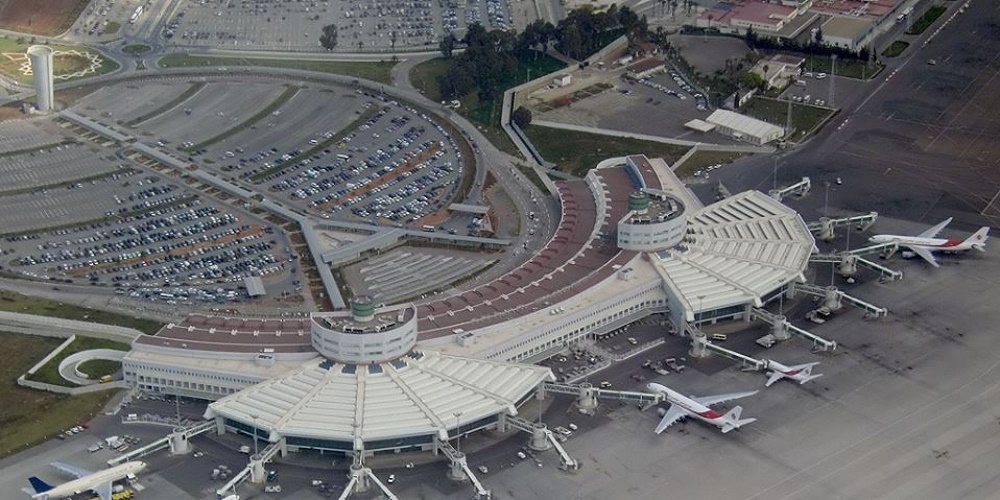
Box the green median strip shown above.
[184,85,301,152]
[0,139,78,158]
[0,194,198,239]
[249,105,384,183]
[125,82,206,126]
[0,167,133,197]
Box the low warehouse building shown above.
[706,109,785,145]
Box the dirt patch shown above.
[0,0,88,36]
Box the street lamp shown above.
[454,412,463,455]
[250,414,260,456]
[697,295,705,324]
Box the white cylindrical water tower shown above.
[27,45,54,112]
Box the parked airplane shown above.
[24,461,146,500]
[645,383,758,434]
[764,359,822,387]
[869,217,989,267]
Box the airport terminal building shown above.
[121,153,814,455]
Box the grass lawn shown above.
[523,125,690,177]
[409,53,567,157]
[104,21,120,35]
[76,359,121,378]
[516,163,550,193]
[0,37,118,83]
[882,40,910,57]
[802,55,883,80]
[674,149,750,178]
[157,53,396,84]
[0,0,89,36]
[0,332,115,458]
[907,5,947,35]
[122,44,151,55]
[740,96,836,142]
[26,335,130,387]
[0,289,163,334]
[185,85,300,151]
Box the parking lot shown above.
[341,246,496,303]
[534,68,736,142]
[163,0,514,52]
[0,142,124,193]
[237,92,466,226]
[76,78,469,228]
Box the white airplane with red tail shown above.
[645,383,757,434]
[763,359,822,387]
[868,217,989,268]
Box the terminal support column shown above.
[168,427,190,455]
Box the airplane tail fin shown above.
[28,476,54,494]
[965,227,989,251]
[719,406,757,433]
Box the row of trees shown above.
[745,26,872,61]
[436,6,650,101]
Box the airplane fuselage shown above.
[869,235,970,251]
[646,383,727,428]
[32,462,146,500]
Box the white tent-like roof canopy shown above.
[653,190,815,314]
[205,350,553,451]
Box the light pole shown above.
[251,414,259,456]
[697,295,705,324]
[454,412,463,454]
[174,393,181,424]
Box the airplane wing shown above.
[51,461,93,479]
[95,481,113,500]
[917,217,952,238]
[907,246,940,267]
[690,390,758,407]
[654,405,686,434]
[765,372,785,387]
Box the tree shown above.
[738,70,766,90]
[439,33,457,58]
[512,106,532,128]
[319,24,338,50]
[557,23,584,60]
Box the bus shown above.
[129,5,143,24]
[99,375,113,383]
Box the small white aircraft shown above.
[869,217,989,267]
[646,383,758,434]
[763,359,822,387]
[25,461,146,500]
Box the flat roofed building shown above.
[820,16,875,51]
[706,109,785,144]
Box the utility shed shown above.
[706,109,785,145]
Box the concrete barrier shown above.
[63,349,126,384]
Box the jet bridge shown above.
[811,253,903,281]
[807,212,878,241]
[214,441,279,498]
[686,324,766,369]
[335,455,400,500]
[541,381,662,414]
[768,177,811,202]
[751,307,837,351]
[437,438,492,499]
[506,415,579,471]
[107,420,215,467]
[789,282,888,318]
